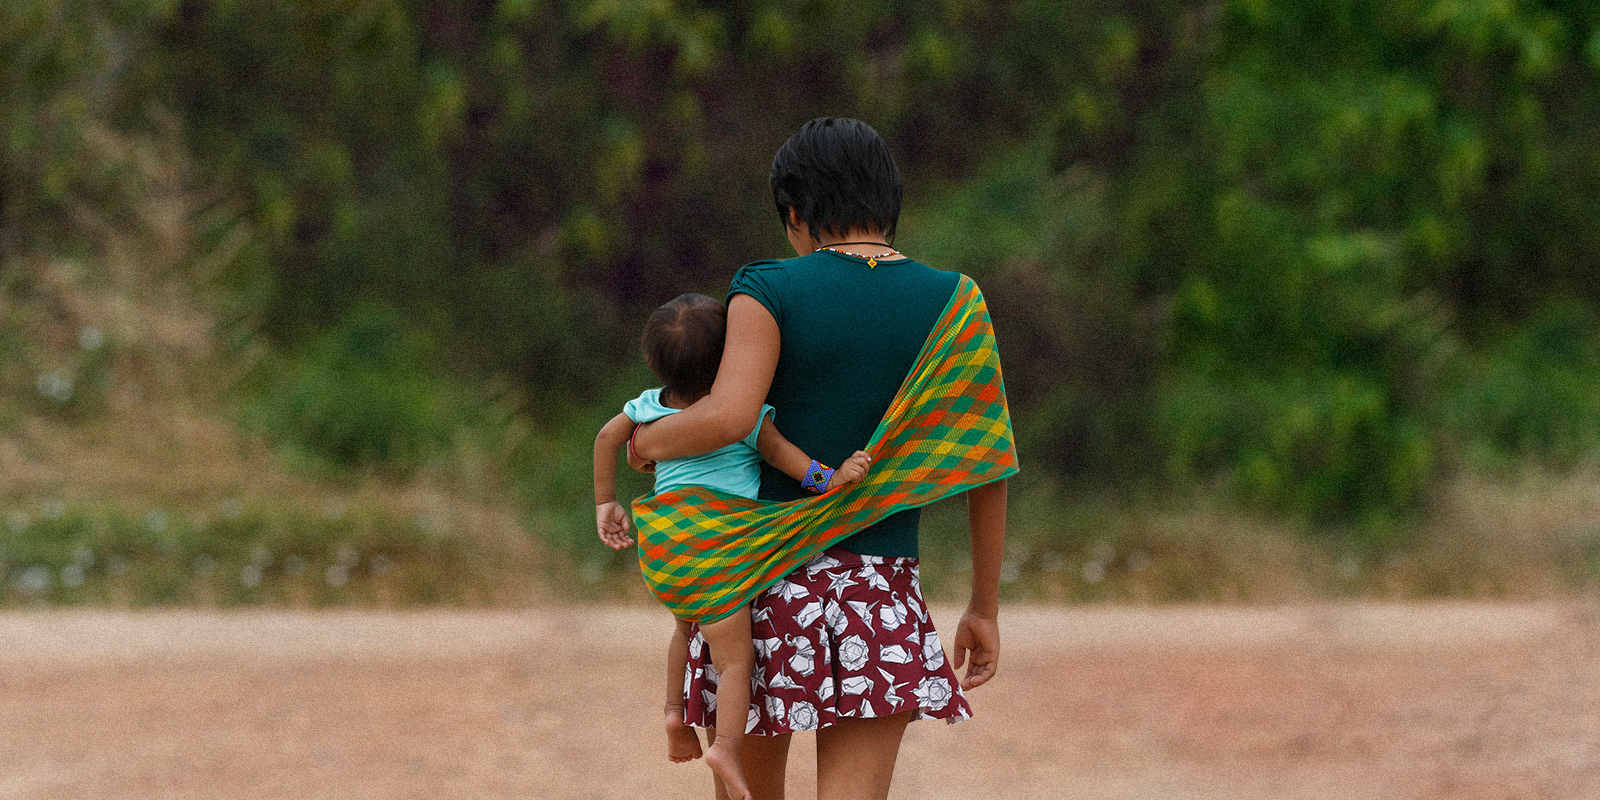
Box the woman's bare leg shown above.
[707,727,791,800]
[815,710,914,800]
[665,619,704,762]
[698,607,757,800]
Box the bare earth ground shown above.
[2,603,1599,800]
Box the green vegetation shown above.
[4,0,1600,604]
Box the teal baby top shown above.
[728,249,961,558]
[625,388,776,500]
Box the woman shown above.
[631,116,1008,800]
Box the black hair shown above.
[771,117,903,243]
[641,293,726,404]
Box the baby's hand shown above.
[596,501,635,550]
[824,451,872,492]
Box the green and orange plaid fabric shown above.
[633,274,1019,623]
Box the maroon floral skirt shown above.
[683,545,972,735]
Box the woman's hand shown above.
[595,501,635,550]
[951,607,999,689]
[823,450,872,492]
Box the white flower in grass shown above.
[879,644,913,664]
[879,602,908,631]
[754,637,783,659]
[860,567,890,592]
[747,705,762,733]
[796,599,823,628]
[846,600,878,632]
[764,695,786,725]
[837,635,870,672]
[786,634,816,677]
[787,701,820,731]
[825,602,850,636]
[917,676,953,710]
[840,675,874,696]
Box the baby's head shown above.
[642,293,727,405]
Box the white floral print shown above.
[879,644,913,664]
[786,634,816,677]
[827,570,859,596]
[683,549,973,736]
[787,700,820,730]
[838,634,870,671]
[917,675,953,711]
[879,601,909,630]
[846,600,877,632]
[922,631,946,669]
[805,554,843,576]
[825,602,850,636]
[840,675,874,696]
[860,566,891,592]
[795,599,823,628]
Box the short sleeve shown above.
[728,261,788,327]
[622,388,675,424]
[742,405,776,450]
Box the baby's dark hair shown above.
[642,293,727,404]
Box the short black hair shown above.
[771,117,903,242]
[641,293,726,404]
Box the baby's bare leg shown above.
[697,606,756,800]
[665,618,704,762]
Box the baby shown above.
[593,292,869,800]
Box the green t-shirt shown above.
[728,249,961,558]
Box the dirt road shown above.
[3,603,1598,799]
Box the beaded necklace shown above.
[815,240,900,268]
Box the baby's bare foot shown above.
[705,738,752,800]
[664,706,703,763]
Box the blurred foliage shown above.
[243,299,480,474]
[4,0,1600,549]
[0,499,489,607]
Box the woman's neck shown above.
[814,227,889,248]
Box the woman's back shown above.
[730,248,960,557]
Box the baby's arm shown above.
[594,412,637,550]
[755,415,872,493]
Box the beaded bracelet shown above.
[800,459,835,494]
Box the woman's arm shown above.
[952,477,1006,689]
[593,412,637,550]
[631,294,780,462]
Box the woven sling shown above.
[633,274,1019,623]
